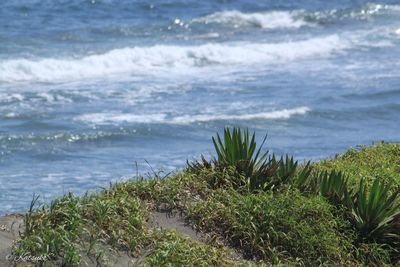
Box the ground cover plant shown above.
[315,142,400,188]
[186,189,355,265]
[11,128,400,266]
[313,145,400,263]
[13,183,247,266]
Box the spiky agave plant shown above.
[317,170,353,206]
[212,127,269,179]
[248,154,280,191]
[254,154,308,191]
[211,127,312,191]
[276,155,298,184]
[350,178,400,243]
[294,160,312,191]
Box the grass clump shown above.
[112,171,212,211]
[14,189,148,266]
[143,229,254,267]
[186,189,354,265]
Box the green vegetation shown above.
[314,143,400,262]
[316,170,352,205]
[11,129,400,266]
[189,127,312,192]
[312,171,400,261]
[14,180,246,266]
[315,143,400,188]
[186,189,354,265]
[211,127,270,180]
[143,230,249,267]
[350,178,400,244]
[16,189,148,265]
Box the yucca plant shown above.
[294,161,312,191]
[255,155,305,191]
[350,178,400,243]
[212,127,269,179]
[248,155,280,191]
[211,128,312,192]
[276,155,298,184]
[317,170,353,206]
[187,128,312,192]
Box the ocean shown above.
[0,0,399,214]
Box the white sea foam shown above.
[77,113,167,124]
[4,112,18,118]
[349,4,400,19]
[193,10,309,29]
[0,35,347,83]
[76,107,310,125]
[368,4,400,12]
[0,93,25,103]
[194,5,400,29]
[171,107,311,124]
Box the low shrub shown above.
[354,242,392,265]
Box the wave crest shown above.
[193,10,309,29]
[194,4,400,28]
[76,107,311,125]
[0,35,346,83]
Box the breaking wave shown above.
[192,10,309,29]
[193,4,400,28]
[76,107,311,125]
[0,35,347,83]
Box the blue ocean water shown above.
[0,0,399,214]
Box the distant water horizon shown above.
[1,0,400,214]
